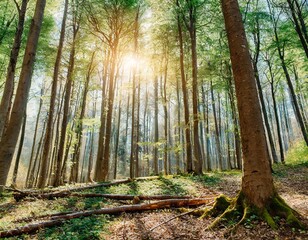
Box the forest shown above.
[0,0,307,239]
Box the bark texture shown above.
[0,0,46,190]
[221,0,274,208]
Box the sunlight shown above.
[122,54,141,73]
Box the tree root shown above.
[197,192,306,231]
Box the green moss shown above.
[262,208,277,229]
[270,195,304,229]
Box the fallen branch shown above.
[0,198,213,238]
[13,191,194,202]
[11,179,133,201]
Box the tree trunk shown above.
[37,0,69,188]
[0,0,46,191]
[211,80,223,170]
[98,41,119,181]
[266,60,284,163]
[153,76,159,175]
[221,0,274,208]
[250,7,277,166]
[287,0,308,58]
[26,86,44,187]
[95,50,109,180]
[52,21,79,187]
[71,52,95,183]
[267,0,308,146]
[11,111,27,186]
[0,0,27,139]
[176,7,193,173]
[187,1,203,174]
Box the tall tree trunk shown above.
[153,76,159,175]
[26,86,44,187]
[0,0,46,191]
[53,21,79,187]
[113,98,122,179]
[267,0,308,146]
[187,1,203,174]
[221,0,274,208]
[266,60,285,163]
[162,58,169,175]
[176,7,193,173]
[251,8,278,165]
[97,40,119,181]
[286,0,308,58]
[95,50,110,180]
[70,52,95,183]
[28,118,47,188]
[226,66,242,169]
[37,0,69,188]
[211,81,223,170]
[0,0,28,139]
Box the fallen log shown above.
[13,191,194,201]
[0,198,213,238]
[12,179,133,201]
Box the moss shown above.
[200,194,232,218]
[262,208,277,229]
[199,191,305,231]
[270,195,304,229]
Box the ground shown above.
[0,142,307,239]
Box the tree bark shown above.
[11,111,27,186]
[0,0,47,191]
[221,0,274,208]
[176,6,193,173]
[37,0,69,188]
[187,0,203,174]
[0,0,27,139]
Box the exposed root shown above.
[198,191,306,232]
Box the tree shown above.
[206,0,303,229]
[0,0,47,191]
[37,0,69,188]
[0,0,28,139]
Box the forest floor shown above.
[0,142,307,239]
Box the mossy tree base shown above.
[192,192,305,231]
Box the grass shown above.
[273,141,308,178]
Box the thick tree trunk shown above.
[0,0,46,191]
[221,0,274,208]
[0,0,27,139]
[95,50,109,180]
